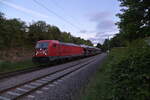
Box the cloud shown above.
[96,20,115,30]
[87,18,117,44]
[89,37,105,45]
[89,11,112,22]
[88,31,117,44]
[0,0,49,18]
[88,11,117,31]
[79,29,97,34]
[79,30,87,33]
[95,31,117,38]
[86,11,119,45]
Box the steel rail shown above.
[0,56,96,97]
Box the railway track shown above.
[0,56,86,80]
[0,56,97,100]
[0,65,45,80]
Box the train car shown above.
[32,40,84,63]
[80,44,101,56]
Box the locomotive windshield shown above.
[35,42,49,49]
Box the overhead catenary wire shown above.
[50,0,83,26]
[33,0,81,31]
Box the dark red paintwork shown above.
[33,40,101,63]
[34,40,84,58]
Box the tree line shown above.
[0,12,93,49]
[99,0,150,100]
[97,0,150,51]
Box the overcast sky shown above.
[0,0,120,45]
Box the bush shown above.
[110,39,150,100]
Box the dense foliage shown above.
[106,0,150,99]
[109,40,150,100]
[81,40,150,100]
[93,1,150,100]
[100,0,150,50]
[117,0,150,41]
[0,12,93,49]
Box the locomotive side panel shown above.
[32,40,100,63]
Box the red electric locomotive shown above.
[32,40,84,63]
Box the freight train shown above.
[32,40,101,63]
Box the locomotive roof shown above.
[60,42,80,47]
[37,40,79,47]
[37,40,100,49]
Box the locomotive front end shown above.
[32,41,50,63]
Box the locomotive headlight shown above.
[44,52,47,55]
[43,49,48,55]
[36,51,39,55]
[46,49,48,55]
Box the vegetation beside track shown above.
[0,59,36,73]
[81,39,150,100]
[0,12,93,63]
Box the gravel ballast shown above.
[20,53,107,100]
[0,56,95,92]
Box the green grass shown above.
[0,59,36,73]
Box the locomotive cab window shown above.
[35,42,49,49]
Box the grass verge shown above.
[0,59,36,73]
